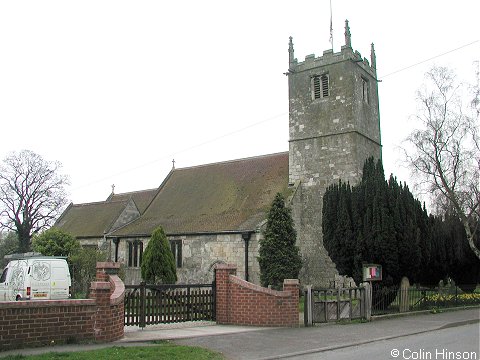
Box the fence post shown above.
[140,282,146,328]
[303,289,307,326]
[349,289,353,320]
[399,277,410,313]
[336,288,341,320]
[362,282,372,321]
[305,285,313,327]
[212,280,216,321]
[187,287,191,321]
[324,290,328,322]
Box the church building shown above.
[56,21,382,286]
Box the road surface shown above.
[289,323,479,359]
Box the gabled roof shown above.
[107,188,158,214]
[55,200,131,238]
[56,187,159,238]
[111,152,289,236]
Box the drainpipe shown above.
[242,232,252,282]
[104,232,111,261]
[112,238,120,262]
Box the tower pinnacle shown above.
[288,36,295,66]
[344,19,352,48]
[370,43,377,70]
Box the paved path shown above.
[1,308,478,359]
[120,320,270,342]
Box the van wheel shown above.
[16,295,21,301]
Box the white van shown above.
[0,255,71,301]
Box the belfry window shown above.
[312,74,329,100]
[362,77,369,104]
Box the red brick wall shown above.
[0,299,96,350]
[215,264,299,327]
[0,262,125,351]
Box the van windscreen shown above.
[0,268,8,283]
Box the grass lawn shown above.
[0,342,225,360]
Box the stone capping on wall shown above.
[229,275,293,298]
[0,298,95,309]
[109,275,125,306]
[91,282,110,290]
[215,262,237,272]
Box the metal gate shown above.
[124,282,215,327]
[304,286,366,325]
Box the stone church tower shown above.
[287,20,382,286]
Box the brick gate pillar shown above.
[283,279,300,326]
[90,262,125,342]
[215,264,237,324]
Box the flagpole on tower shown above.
[329,0,333,50]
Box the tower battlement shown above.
[288,20,377,80]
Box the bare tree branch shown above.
[403,65,480,260]
[0,150,70,252]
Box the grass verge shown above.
[0,342,225,360]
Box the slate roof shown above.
[57,152,289,238]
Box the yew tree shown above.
[141,226,177,284]
[259,193,302,289]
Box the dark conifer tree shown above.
[418,214,447,286]
[351,182,366,283]
[141,226,177,284]
[259,193,302,289]
[322,156,480,288]
[444,213,480,289]
[324,157,426,286]
[330,182,354,275]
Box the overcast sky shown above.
[1,1,479,206]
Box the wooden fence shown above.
[124,282,215,327]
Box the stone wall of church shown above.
[115,232,261,286]
[170,233,260,285]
